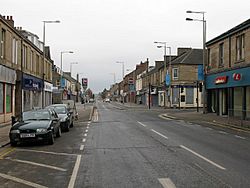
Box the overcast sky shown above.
[1,0,249,93]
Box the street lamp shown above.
[42,20,60,108]
[70,62,78,75]
[186,10,206,113]
[116,61,125,104]
[60,51,74,88]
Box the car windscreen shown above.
[23,111,50,121]
[53,106,67,114]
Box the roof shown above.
[170,49,203,65]
[206,18,250,46]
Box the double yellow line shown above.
[0,147,15,159]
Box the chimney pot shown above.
[7,16,9,20]
[10,16,13,20]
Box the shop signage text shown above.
[215,76,228,84]
[233,73,241,81]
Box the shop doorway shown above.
[219,89,228,116]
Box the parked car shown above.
[105,98,110,103]
[9,109,61,146]
[46,104,73,132]
[89,98,95,103]
[62,100,78,120]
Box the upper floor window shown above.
[1,29,6,59]
[219,43,224,67]
[207,48,211,68]
[173,68,178,80]
[236,34,245,61]
[12,38,18,64]
[22,45,27,69]
[30,51,34,72]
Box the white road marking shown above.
[84,133,87,137]
[158,115,172,120]
[80,145,84,151]
[86,126,89,129]
[180,145,226,170]
[82,138,86,143]
[218,131,228,135]
[235,135,246,140]
[158,178,176,188]
[16,149,77,156]
[85,130,88,133]
[151,129,168,139]
[6,158,66,171]
[137,121,147,127]
[0,172,48,188]
[68,155,82,188]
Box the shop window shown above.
[186,88,194,104]
[0,83,3,113]
[234,87,243,117]
[24,90,31,111]
[5,84,12,113]
[246,87,250,119]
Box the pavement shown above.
[0,102,93,148]
[114,101,250,133]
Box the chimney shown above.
[4,15,14,27]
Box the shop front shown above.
[22,73,43,111]
[0,65,16,124]
[44,81,53,107]
[206,67,250,120]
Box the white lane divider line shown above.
[84,133,87,137]
[80,145,84,151]
[137,121,147,127]
[151,129,168,139]
[6,158,66,172]
[0,172,48,188]
[82,138,86,143]
[158,178,176,188]
[85,130,88,133]
[235,135,246,140]
[180,145,226,170]
[68,155,82,188]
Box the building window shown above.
[173,68,178,80]
[236,34,245,61]
[5,84,12,113]
[0,83,3,114]
[1,29,6,59]
[30,51,34,72]
[219,43,224,67]
[207,48,211,68]
[12,38,18,64]
[22,45,27,69]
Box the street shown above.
[0,101,250,188]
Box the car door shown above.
[51,110,60,133]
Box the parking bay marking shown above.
[0,172,48,188]
[80,145,84,151]
[158,178,176,188]
[16,149,77,157]
[6,157,67,172]
[137,121,147,127]
[68,155,81,188]
[0,148,15,159]
[180,145,226,170]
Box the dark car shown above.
[46,104,73,132]
[9,109,61,146]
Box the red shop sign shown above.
[233,73,241,81]
[215,76,228,84]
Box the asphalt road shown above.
[0,101,249,188]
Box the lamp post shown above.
[42,20,60,108]
[186,10,206,113]
[116,61,125,104]
[154,41,171,107]
[60,51,74,90]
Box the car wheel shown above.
[56,126,62,137]
[10,141,17,147]
[48,132,54,145]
